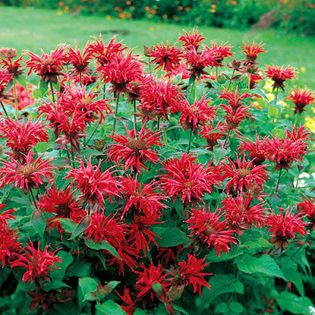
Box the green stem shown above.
[227,69,235,90]
[187,129,193,153]
[0,101,8,118]
[274,87,279,106]
[50,81,55,102]
[133,99,137,138]
[103,84,106,99]
[30,188,38,210]
[223,130,231,147]
[113,94,120,132]
[275,167,283,193]
[13,81,18,115]
[85,123,99,147]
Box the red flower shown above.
[58,86,112,124]
[249,72,263,89]
[222,104,249,130]
[0,152,54,191]
[108,126,162,172]
[205,42,233,67]
[66,43,93,76]
[116,288,136,315]
[297,197,315,223]
[135,263,170,300]
[186,207,236,256]
[241,41,265,61]
[266,208,307,250]
[138,77,183,120]
[38,186,86,233]
[0,206,20,267]
[100,52,143,96]
[0,69,13,97]
[0,48,23,77]
[11,242,61,283]
[288,88,314,113]
[119,175,166,217]
[87,35,125,67]
[200,124,225,150]
[222,156,267,193]
[126,214,159,255]
[4,83,34,110]
[221,194,265,231]
[85,212,125,249]
[66,159,119,207]
[183,47,212,77]
[178,254,212,295]
[0,118,48,160]
[149,42,182,73]
[160,154,214,204]
[265,65,295,90]
[26,46,67,83]
[219,88,251,110]
[264,126,309,170]
[179,29,205,49]
[238,136,267,164]
[179,97,216,131]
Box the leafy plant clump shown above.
[0,31,314,314]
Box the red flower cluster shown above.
[11,242,61,282]
[0,31,312,315]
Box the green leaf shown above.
[39,79,49,96]
[54,218,77,234]
[151,226,189,247]
[79,277,98,302]
[50,251,73,280]
[44,280,70,291]
[67,260,91,277]
[276,292,313,315]
[68,216,91,240]
[213,147,230,165]
[197,275,244,311]
[206,247,243,263]
[95,300,126,315]
[236,254,286,280]
[214,302,229,313]
[229,302,244,313]
[31,210,46,239]
[172,304,189,315]
[84,239,121,260]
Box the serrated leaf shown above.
[84,239,121,260]
[236,254,286,280]
[95,300,126,315]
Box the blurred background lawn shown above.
[0,6,315,87]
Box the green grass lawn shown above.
[1,6,315,87]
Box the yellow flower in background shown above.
[266,93,275,102]
[300,66,306,73]
[263,78,274,93]
[305,116,315,134]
